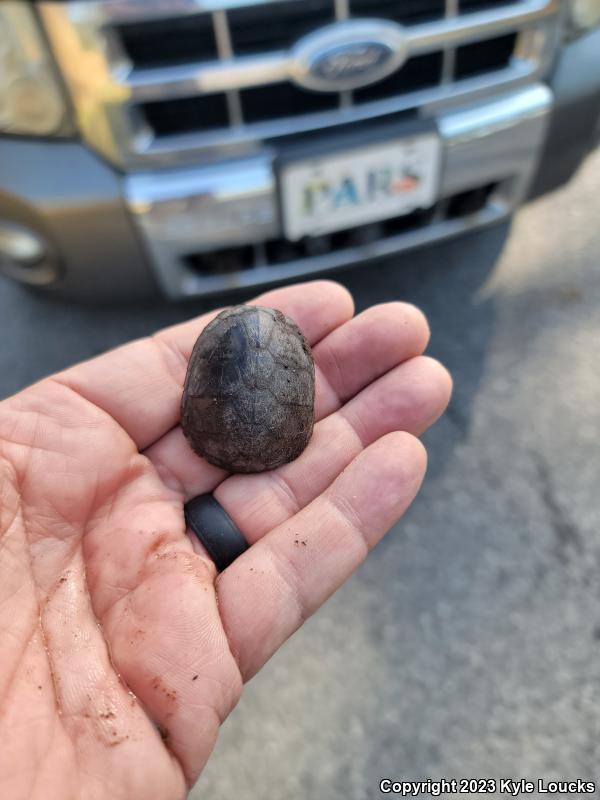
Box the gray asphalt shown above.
[1,149,599,798]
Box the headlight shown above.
[0,3,70,136]
[570,0,600,33]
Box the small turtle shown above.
[181,305,315,473]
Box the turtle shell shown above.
[181,305,315,473]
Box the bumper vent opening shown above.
[185,245,257,275]
[447,183,498,217]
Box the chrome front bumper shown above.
[126,83,553,299]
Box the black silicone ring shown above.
[184,495,248,572]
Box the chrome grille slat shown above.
[47,0,547,23]
[334,0,352,110]
[334,0,350,19]
[39,0,563,168]
[212,9,244,126]
[442,0,460,84]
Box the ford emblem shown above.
[312,41,394,82]
[291,20,409,93]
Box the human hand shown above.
[0,281,451,800]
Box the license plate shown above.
[280,133,441,241]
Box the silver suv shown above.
[1,0,599,301]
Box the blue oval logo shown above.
[311,41,394,83]
[291,21,408,93]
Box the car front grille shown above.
[41,0,562,169]
[116,0,517,69]
[114,0,538,140]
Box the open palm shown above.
[0,282,450,800]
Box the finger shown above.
[145,302,431,498]
[215,356,451,540]
[53,281,354,451]
[216,432,427,680]
[314,301,430,418]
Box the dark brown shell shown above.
[181,305,315,473]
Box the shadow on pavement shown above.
[337,220,511,472]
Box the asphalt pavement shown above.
[1,149,599,798]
